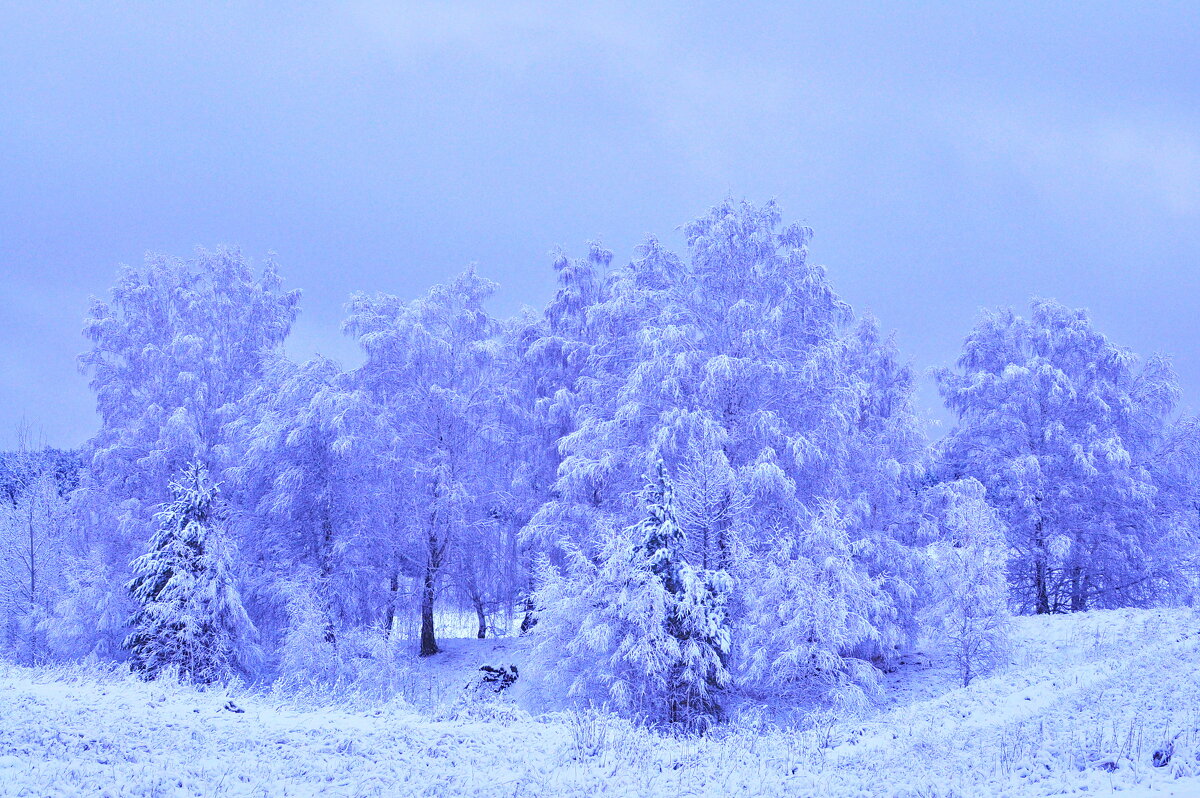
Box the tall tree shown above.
[72,249,298,652]
[541,200,929,697]
[345,267,513,655]
[936,298,1181,613]
[227,356,385,649]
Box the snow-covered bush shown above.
[277,575,338,682]
[922,479,1011,686]
[125,462,257,684]
[44,554,128,662]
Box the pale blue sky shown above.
[2,1,1198,448]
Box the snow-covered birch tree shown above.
[72,249,298,653]
[345,267,515,655]
[937,299,1181,613]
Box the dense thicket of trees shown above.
[1,201,1196,724]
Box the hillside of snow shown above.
[3,607,1200,797]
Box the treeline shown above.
[1,199,1196,726]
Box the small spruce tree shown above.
[633,459,732,725]
[125,461,255,684]
[530,457,731,727]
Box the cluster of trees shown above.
[0,430,80,661]
[1,199,1196,725]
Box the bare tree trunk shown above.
[519,591,536,635]
[715,489,732,570]
[1070,565,1087,612]
[319,515,337,645]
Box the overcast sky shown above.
[2,1,1198,449]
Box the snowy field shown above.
[3,608,1200,797]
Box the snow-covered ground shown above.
[3,608,1199,797]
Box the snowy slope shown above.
[2,608,1199,797]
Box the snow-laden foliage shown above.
[0,470,69,663]
[936,299,1185,613]
[529,460,731,727]
[225,356,385,650]
[0,446,81,506]
[276,574,338,681]
[125,462,256,683]
[734,503,889,709]
[1148,416,1200,602]
[11,198,1196,725]
[0,429,76,664]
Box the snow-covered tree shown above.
[226,356,387,649]
[530,459,731,727]
[344,267,517,655]
[0,470,69,663]
[535,199,929,700]
[921,478,1010,686]
[734,503,888,709]
[125,462,256,683]
[1148,416,1200,603]
[71,249,298,653]
[936,299,1181,613]
[514,245,610,596]
[0,426,76,663]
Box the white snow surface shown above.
[3,608,1200,797]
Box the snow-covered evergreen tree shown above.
[530,459,731,727]
[125,462,256,683]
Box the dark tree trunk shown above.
[1035,560,1051,615]
[1070,566,1087,612]
[519,593,537,635]
[319,513,337,645]
[420,566,439,656]
[475,600,487,639]
[420,531,441,657]
[716,489,732,571]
